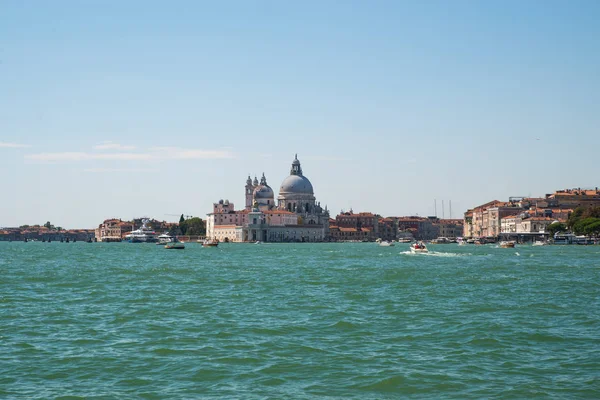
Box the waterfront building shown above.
[501,215,558,241]
[95,219,124,242]
[546,188,600,209]
[397,216,439,240]
[436,219,464,239]
[464,200,523,239]
[378,218,397,241]
[332,211,379,241]
[206,155,330,242]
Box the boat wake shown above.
[400,251,472,257]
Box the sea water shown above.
[1,242,599,399]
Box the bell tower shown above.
[245,175,254,210]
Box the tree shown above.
[573,217,600,236]
[44,221,53,229]
[567,207,585,229]
[168,224,180,236]
[547,222,567,237]
[584,220,600,236]
[183,217,205,236]
[179,214,187,235]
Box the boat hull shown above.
[410,248,428,253]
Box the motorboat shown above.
[499,241,516,248]
[125,219,157,243]
[379,240,395,247]
[410,242,428,253]
[532,240,547,246]
[431,237,451,244]
[156,233,174,245]
[165,237,185,250]
[397,237,413,243]
[202,239,219,247]
[457,237,467,246]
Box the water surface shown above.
[1,242,599,398]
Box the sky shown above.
[1,0,599,228]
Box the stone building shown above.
[206,155,330,242]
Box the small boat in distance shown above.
[532,240,547,246]
[202,239,219,247]
[379,240,395,247]
[499,241,516,248]
[165,237,185,250]
[410,241,428,253]
[431,237,451,244]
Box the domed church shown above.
[207,155,330,242]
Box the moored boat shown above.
[499,241,516,248]
[379,240,395,247]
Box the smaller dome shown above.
[224,199,230,205]
[253,184,274,199]
[219,199,224,204]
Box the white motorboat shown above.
[379,241,395,247]
[431,237,451,244]
[410,242,428,253]
[532,241,547,246]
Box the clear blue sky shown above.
[1,0,599,228]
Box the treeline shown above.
[173,214,206,236]
[566,206,600,236]
[19,222,64,231]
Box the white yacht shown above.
[125,219,157,243]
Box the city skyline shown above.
[2,1,599,228]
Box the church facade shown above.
[206,155,330,242]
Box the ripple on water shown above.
[1,242,600,398]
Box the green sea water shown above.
[1,242,599,399]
